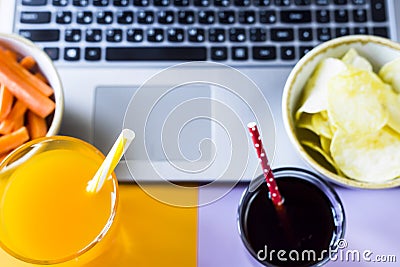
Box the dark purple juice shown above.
[238,168,345,267]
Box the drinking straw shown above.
[86,129,135,193]
[247,122,284,206]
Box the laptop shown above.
[0,0,399,183]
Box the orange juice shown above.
[0,137,119,266]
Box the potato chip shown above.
[296,58,347,119]
[320,135,331,155]
[379,57,400,93]
[327,69,388,134]
[331,128,400,182]
[341,48,373,71]
[311,111,333,139]
[301,140,342,175]
[296,113,315,132]
[380,86,400,134]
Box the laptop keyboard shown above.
[14,0,391,65]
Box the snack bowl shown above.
[282,35,400,189]
[0,33,63,159]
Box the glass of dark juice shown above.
[238,167,345,267]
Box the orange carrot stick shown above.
[0,50,55,118]
[19,55,36,70]
[3,49,17,61]
[0,126,29,155]
[0,84,14,121]
[0,49,53,97]
[13,112,24,131]
[34,72,47,83]
[0,153,7,163]
[27,110,47,139]
[0,101,27,135]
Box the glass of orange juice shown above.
[0,136,121,266]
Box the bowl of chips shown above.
[282,35,400,188]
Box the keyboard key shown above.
[53,0,68,6]
[167,28,185,42]
[85,47,102,61]
[352,0,365,4]
[317,27,331,41]
[113,0,129,6]
[154,0,170,6]
[353,27,368,35]
[231,47,248,60]
[271,28,294,42]
[137,10,154,24]
[298,28,313,41]
[97,11,113,24]
[198,10,215,24]
[252,46,276,60]
[208,28,225,42]
[178,10,195,24]
[174,0,189,6]
[64,47,80,61]
[299,46,313,57]
[218,11,235,24]
[188,28,205,42]
[353,9,367,22]
[158,10,174,24]
[334,10,348,23]
[259,11,277,24]
[127,28,144,42]
[294,0,310,5]
[22,0,47,5]
[106,29,123,42]
[106,47,207,61]
[373,27,389,38]
[239,11,256,24]
[19,29,60,42]
[93,0,109,5]
[73,0,89,6]
[249,28,267,42]
[211,47,228,60]
[117,11,134,24]
[43,47,59,60]
[86,29,102,42]
[334,0,347,4]
[229,28,246,42]
[253,0,270,5]
[335,27,350,37]
[77,11,93,24]
[274,0,291,6]
[316,10,330,23]
[315,0,328,5]
[147,28,164,42]
[214,0,230,6]
[56,11,72,24]
[280,10,311,23]
[65,29,81,42]
[134,0,150,5]
[21,12,51,24]
[234,0,251,6]
[194,0,211,6]
[281,46,295,60]
[371,0,387,22]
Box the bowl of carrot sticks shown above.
[0,33,63,162]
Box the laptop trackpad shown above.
[94,85,213,162]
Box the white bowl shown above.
[282,35,400,189]
[0,33,63,136]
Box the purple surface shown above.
[198,184,400,266]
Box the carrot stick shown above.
[3,49,17,61]
[19,56,36,71]
[0,84,14,121]
[0,153,7,163]
[13,112,24,131]
[27,110,47,139]
[0,50,55,118]
[0,101,27,135]
[34,72,47,83]
[0,49,53,97]
[0,126,29,155]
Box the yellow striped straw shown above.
[86,129,135,193]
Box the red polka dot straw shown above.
[247,122,283,206]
